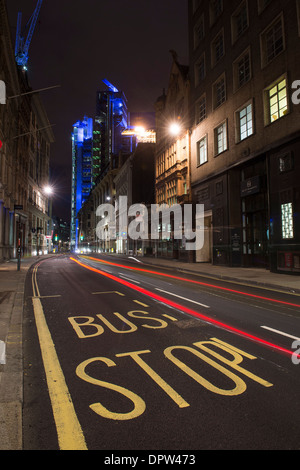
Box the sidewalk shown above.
[0,255,52,450]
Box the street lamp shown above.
[43,185,54,254]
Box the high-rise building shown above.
[189,0,300,274]
[70,116,93,250]
[93,80,128,183]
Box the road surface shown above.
[22,254,300,451]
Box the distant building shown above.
[73,73,159,254]
[52,216,70,251]
[114,143,156,255]
[189,0,300,273]
[93,80,128,182]
[70,116,93,250]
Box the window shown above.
[193,0,201,13]
[213,75,226,109]
[195,54,206,86]
[265,77,288,124]
[210,0,223,25]
[214,121,227,155]
[195,94,206,124]
[233,48,251,91]
[232,1,249,43]
[258,0,272,15]
[261,14,285,67]
[211,30,224,67]
[194,15,205,49]
[236,103,253,141]
[167,180,177,206]
[281,202,294,239]
[279,153,293,173]
[197,136,208,166]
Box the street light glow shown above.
[169,123,181,136]
[44,185,53,195]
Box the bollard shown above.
[17,247,21,271]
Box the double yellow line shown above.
[31,261,87,450]
[32,263,40,298]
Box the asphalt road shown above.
[22,254,300,451]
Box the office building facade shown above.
[189,0,300,273]
[93,80,128,182]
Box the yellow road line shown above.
[133,300,149,308]
[31,268,87,450]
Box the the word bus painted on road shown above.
[68,310,171,338]
[74,334,273,421]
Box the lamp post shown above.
[43,185,54,254]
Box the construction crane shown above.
[15,0,43,70]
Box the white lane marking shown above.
[128,257,143,263]
[261,326,300,341]
[155,289,210,309]
[118,273,141,285]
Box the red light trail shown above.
[70,256,300,360]
[80,256,300,309]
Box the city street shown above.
[22,254,300,451]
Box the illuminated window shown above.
[197,136,208,166]
[265,77,288,124]
[214,121,227,156]
[281,202,294,239]
[237,103,253,141]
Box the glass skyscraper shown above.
[70,116,93,250]
[93,80,128,183]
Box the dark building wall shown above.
[269,137,300,273]
[132,143,156,206]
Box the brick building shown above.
[189,0,300,273]
[154,52,192,260]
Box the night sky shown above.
[7,1,189,221]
